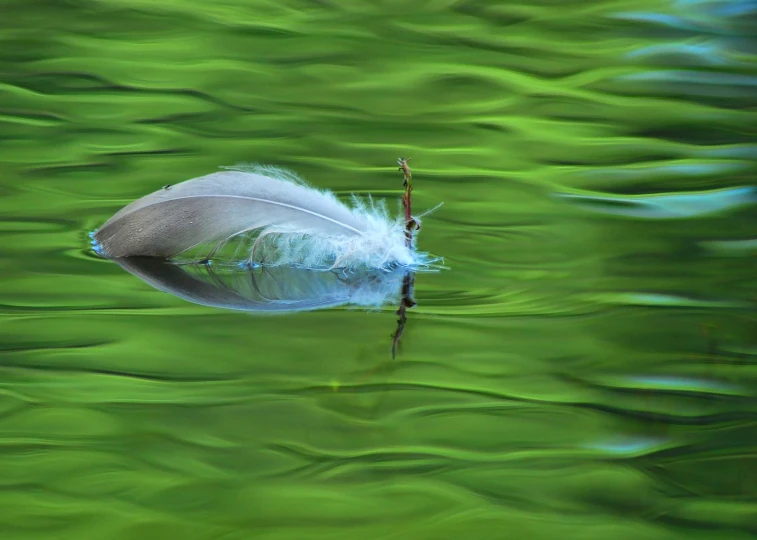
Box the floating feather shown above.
[92,165,433,271]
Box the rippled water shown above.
[2,0,757,538]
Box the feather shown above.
[93,165,432,271]
[115,257,404,313]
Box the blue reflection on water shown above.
[626,43,728,65]
[558,186,757,219]
[674,0,757,17]
[587,437,667,455]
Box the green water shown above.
[2,0,757,538]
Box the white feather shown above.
[92,165,433,271]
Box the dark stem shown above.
[391,271,416,359]
[392,158,417,359]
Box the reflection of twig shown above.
[391,271,416,359]
[391,158,418,359]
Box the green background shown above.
[1,0,757,538]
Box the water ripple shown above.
[557,186,757,219]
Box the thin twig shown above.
[392,157,418,359]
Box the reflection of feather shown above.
[115,257,404,313]
[93,165,430,271]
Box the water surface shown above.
[1,0,757,538]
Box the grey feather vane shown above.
[92,166,426,271]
